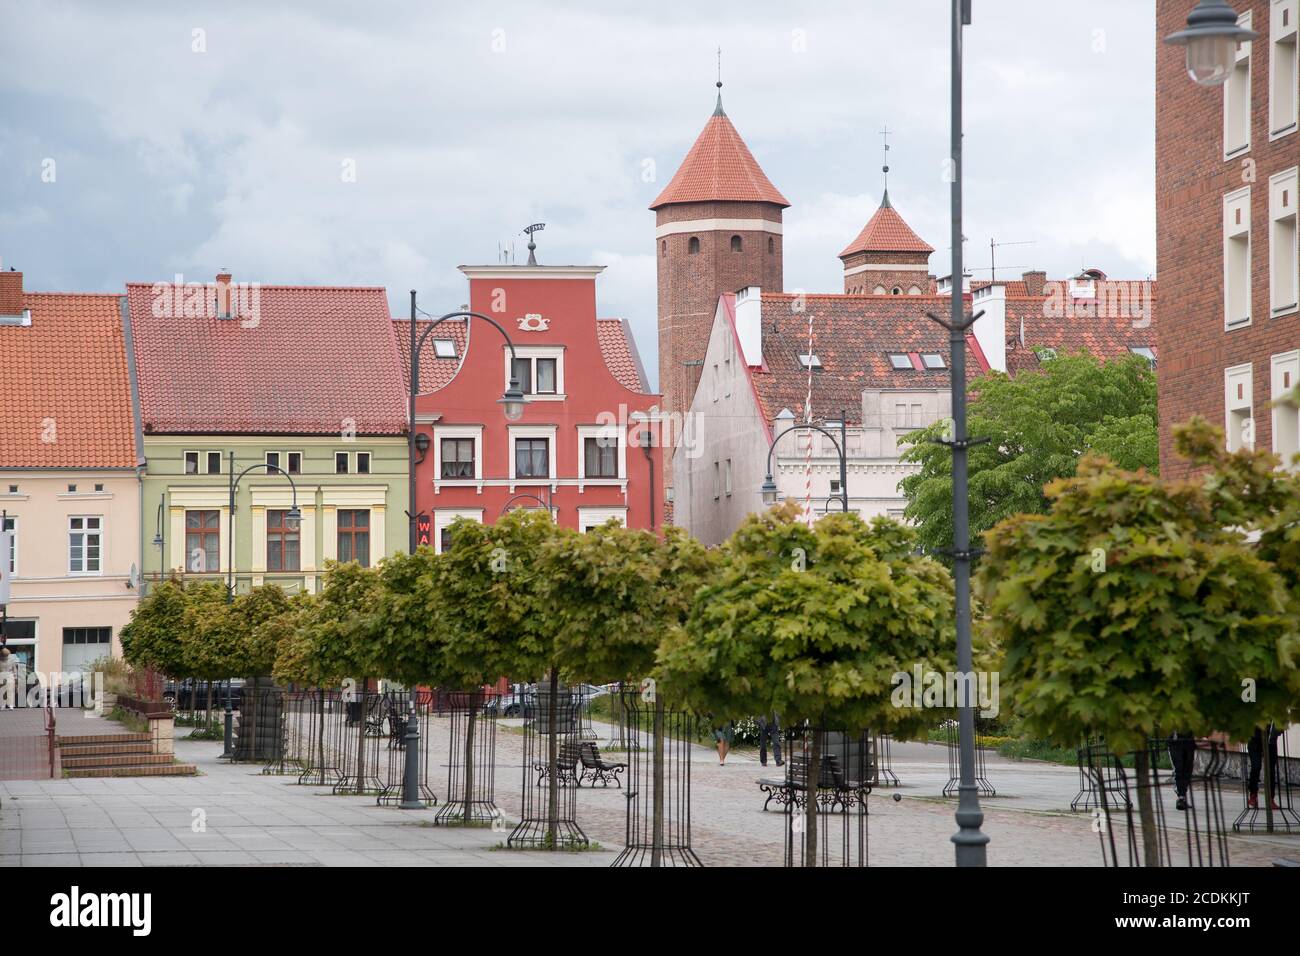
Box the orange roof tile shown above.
[0,291,138,468]
[650,106,789,209]
[839,197,934,258]
[596,318,650,392]
[393,318,468,395]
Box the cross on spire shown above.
[880,123,891,207]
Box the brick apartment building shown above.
[1157,0,1300,476]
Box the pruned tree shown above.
[977,448,1300,864]
[660,503,957,864]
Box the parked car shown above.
[482,683,531,718]
[162,679,245,712]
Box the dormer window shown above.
[798,354,822,369]
[432,339,457,358]
[888,354,912,370]
[921,353,945,369]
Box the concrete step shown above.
[64,764,196,779]
[58,732,151,747]
[62,753,173,770]
[59,741,154,758]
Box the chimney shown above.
[215,271,233,319]
[1021,270,1046,297]
[735,286,763,367]
[0,268,24,317]
[971,283,1007,373]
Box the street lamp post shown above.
[222,455,301,759]
[918,0,991,867]
[407,292,527,553]
[760,415,849,513]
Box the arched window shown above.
[767,237,775,254]
[688,236,700,254]
[661,240,667,257]
[730,235,742,252]
[873,285,887,295]
[891,287,903,295]
[908,285,922,295]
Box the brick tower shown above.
[838,189,935,294]
[652,83,789,429]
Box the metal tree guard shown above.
[1071,737,1130,813]
[508,677,588,849]
[332,689,384,796]
[1088,738,1230,867]
[874,732,899,787]
[943,717,995,797]
[783,727,872,867]
[292,688,344,787]
[263,687,311,776]
[434,689,501,825]
[376,690,437,807]
[232,679,282,765]
[1231,724,1299,833]
[611,688,700,867]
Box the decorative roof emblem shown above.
[517,313,549,332]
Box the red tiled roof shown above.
[1005,286,1157,374]
[749,294,984,425]
[0,292,138,468]
[838,199,934,258]
[127,283,407,435]
[971,279,1028,296]
[597,318,650,392]
[650,108,789,209]
[393,318,468,395]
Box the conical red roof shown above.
[838,195,934,258]
[650,105,789,209]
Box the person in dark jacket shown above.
[1167,732,1196,811]
[756,714,783,767]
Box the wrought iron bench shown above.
[757,753,868,811]
[534,739,582,788]
[577,741,627,788]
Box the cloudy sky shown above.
[0,0,1155,389]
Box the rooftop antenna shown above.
[880,123,891,206]
[988,238,1035,282]
[522,223,545,266]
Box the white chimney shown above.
[971,283,1007,373]
[735,286,763,367]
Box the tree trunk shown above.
[805,731,820,867]
[547,667,559,849]
[651,695,665,867]
[1134,748,1160,868]
[463,692,477,823]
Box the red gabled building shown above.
[403,263,661,547]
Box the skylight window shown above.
[798,354,822,369]
[1130,346,1156,364]
[888,354,911,370]
[432,339,457,358]
[922,353,945,369]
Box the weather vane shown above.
[881,123,891,200]
[523,222,545,266]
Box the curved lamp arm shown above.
[231,462,301,523]
[412,309,526,415]
[762,422,848,510]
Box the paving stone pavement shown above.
[3,713,1296,866]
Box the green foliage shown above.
[659,503,956,736]
[899,351,1158,557]
[120,579,192,677]
[275,562,381,686]
[179,582,235,681]
[545,522,718,685]
[977,452,1300,755]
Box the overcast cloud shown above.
[0,0,1155,389]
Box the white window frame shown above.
[434,509,483,554]
[508,424,557,483]
[183,450,200,475]
[334,451,351,474]
[432,338,457,358]
[506,346,565,401]
[1269,166,1299,317]
[1224,11,1253,160]
[204,451,223,475]
[1270,0,1299,141]
[68,515,103,576]
[286,451,303,475]
[1224,186,1252,330]
[577,423,626,487]
[1225,363,1254,451]
[1272,350,1300,466]
[265,451,281,471]
[433,425,484,486]
[577,507,627,532]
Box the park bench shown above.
[576,741,627,788]
[534,739,583,788]
[757,751,871,811]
